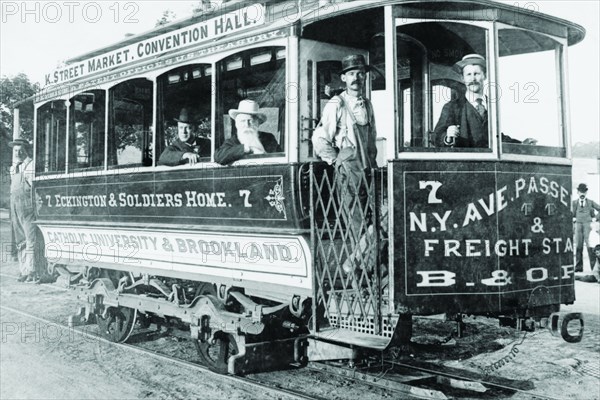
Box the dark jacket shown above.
[215,132,281,165]
[434,97,488,148]
[158,137,211,166]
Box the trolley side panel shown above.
[34,164,305,230]
[392,160,574,315]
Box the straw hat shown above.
[228,99,266,124]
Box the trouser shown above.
[574,222,594,272]
[10,199,38,276]
[336,164,381,275]
[9,207,18,261]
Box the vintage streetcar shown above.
[15,0,585,374]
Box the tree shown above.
[572,141,600,159]
[155,10,177,27]
[156,2,220,28]
[0,73,38,142]
[0,74,38,209]
[192,1,221,14]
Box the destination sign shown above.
[38,225,311,290]
[396,166,574,296]
[43,4,265,87]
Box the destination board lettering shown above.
[409,176,569,233]
[46,191,233,209]
[401,170,574,295]
[40,226,311,283]
[43,4,265,87]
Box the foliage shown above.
[192,1,220,14]
[572,141,600,159]
[155,10,177,27]
[0,73,38,142]
[156,2,221,28]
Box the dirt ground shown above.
[1,216,599,400]
[0,277,298,400]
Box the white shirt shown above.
[11,157,34,186]
[312,91,376,164]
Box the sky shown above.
[1,0,598,143]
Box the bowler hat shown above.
[8,138,31,148]
[174,108,195,124]
[577,183,588,192]
[455,54,486,71]
[340,54,370,74]
[228,99,267,124]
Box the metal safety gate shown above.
[308,163,393,342]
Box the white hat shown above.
[455,54,486,71]
[228,99,267,124]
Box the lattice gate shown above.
[308,163,391,339]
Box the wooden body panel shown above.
[391,160,575,315]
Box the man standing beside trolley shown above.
[312,54,378,274]
[9,138,46,283]
[572,183,600,272]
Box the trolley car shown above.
[18,0,585,374]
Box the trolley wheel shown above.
[195,332,239,374]
[97,306,138,343]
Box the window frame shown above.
[107,77,154,170]
[156,63,214,167]
[32,37,293,179]
[494,22,570,163]
[67,89,107,173]
[213,40,290,167]
[394,18,498,161]
[35,99,68,176]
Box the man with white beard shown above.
[215,99,281,165]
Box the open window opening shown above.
[68,90,106,171]
[36,100,67,174]
[396,21,489,152]
[215,46,286,161]
[498,28,566,157]
[108,78,153,168]
[157,64,212,165]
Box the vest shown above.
[573,199,596,224]
[336,94,377,169]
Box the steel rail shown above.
[0,304,322,400]
[388,360,565,400]
[0,274,569,400]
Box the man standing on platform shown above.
[312,54,379,275]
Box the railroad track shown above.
[0,302,323,400]
[0,275,566,400]
[308,358,565,400]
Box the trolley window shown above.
[215,46,286,160]
[108,78,153,168]
[157,64,212,165]
[300,7,387,164]
[36,100,67,174]
[68,90,106,171]
[498,28,565,157]
[396,22,490,151]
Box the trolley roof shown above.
[64,0,585,66]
